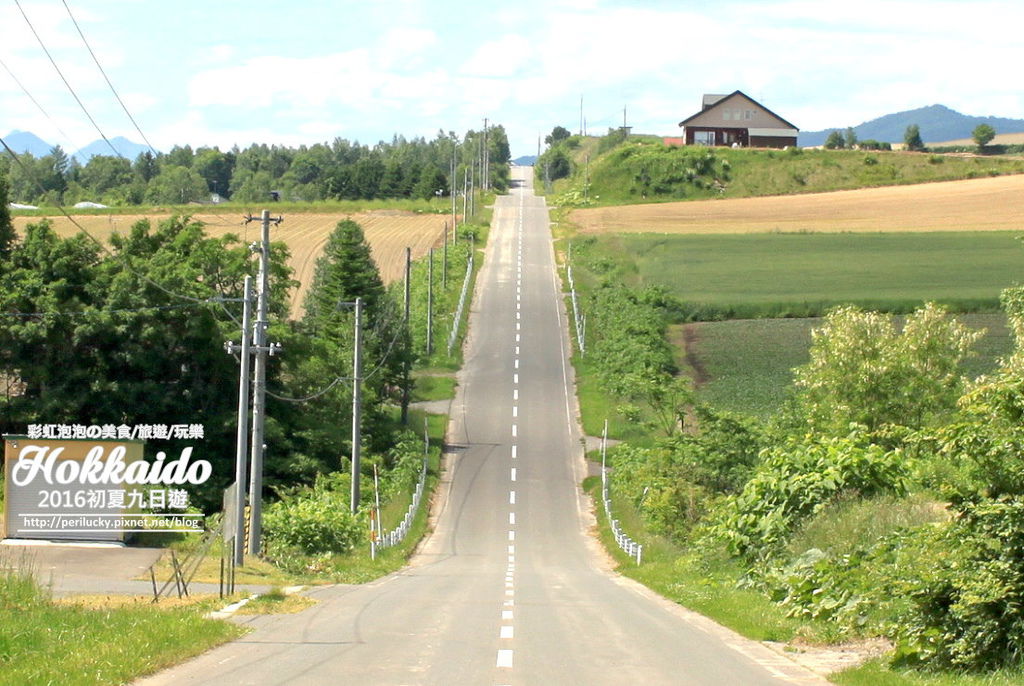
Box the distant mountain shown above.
[799,105,1024,147]
[512,155,537,165]
[4,130,54,157]
[72,136,152,163]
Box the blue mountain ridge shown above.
[4,130,54,157]
[798,104,1024,147]
[2,131,153,161]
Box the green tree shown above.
[294,219,405,470]
[904,124,925,151]
[972,123,996,150]
[193,147,235,197]
[163,144,194,168]
[413,165,448,200]
[823,130,845,149]
[545,126,572,146]
[133,151,158,182]
[793,303,982,434]
[144,166,208,204]
[79,155,133,198]
[0,171,14,259]
[844,127,858,149]
[305,219,387,326]
[228,168,274,203]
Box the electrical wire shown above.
[61,0,159,158]
[0,54,78,150]
[0,302,202,319]
[264,312,408,404]
[2,134,219,306]
[14,0,123,160]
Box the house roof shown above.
[678,90,799,131]
[702,94,728,109]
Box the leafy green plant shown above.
[263,472,363,557]
[714,430,908,559]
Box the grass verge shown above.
[582,476,804,643]
[1,557,243,686]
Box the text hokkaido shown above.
[11,445,212,487]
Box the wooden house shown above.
[678,91,798,148]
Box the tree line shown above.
[0,167,471,509]
[1,126,511,207]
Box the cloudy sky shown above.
[1,0,1021,157]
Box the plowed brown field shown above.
[13,210,449,313]
[570,174,1024,235]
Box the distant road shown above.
[571,173,1024,235]
[135,166,826,685]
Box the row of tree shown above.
[1,127,511,207]
[0,169,445,508]
[824,123,998,152]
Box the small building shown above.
[678,91,798,148]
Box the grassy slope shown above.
[563,140,1024,207]
[0,569,243,686]
[672,314,1013,417]
[585,231,1024,317]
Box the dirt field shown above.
[570,174,1024,235]
[931,132,1024,147]
[12,210,449,313]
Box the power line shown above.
[61,0,159,158]
[0,302,202,319]
[1,134,218,306]
[0,55,78,150]
[14,0,123,160]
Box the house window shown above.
[723,110,731,121]
[745,110,753,120]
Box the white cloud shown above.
[374,27,438,69]
[461,35,533,78]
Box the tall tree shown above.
[904,124,925,152]
[824,130,845,149]
[973,123,996,150]
[0,171,14,259]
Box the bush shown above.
[894,497,1024,670]
[263,472,364,556]
[713,430,908,559]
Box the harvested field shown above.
[932,132,1024,147]
[570,174,1024,235]
[12,210,449,314]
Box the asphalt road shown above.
[135,168,828,685]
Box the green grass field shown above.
[584,231,1024,319]
[672,314,1013,416]
[557,139,1024,206]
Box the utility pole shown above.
[579,94,584,136]
[401,247,411,425]
[350,297,363,514]
[442,221,448,290]
[451,150,457,241]
[244,210,283,557]
[224,276,253,566]
[426,248,434,356]
[483,118,489,192]
[462,167,468,223]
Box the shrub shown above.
[894,497,1024,670]
[794,303,982,435]
[714,430,908,559]
[263,472,364,556]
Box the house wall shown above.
[684,92,790,131]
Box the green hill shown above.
[540,134,1024,207]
